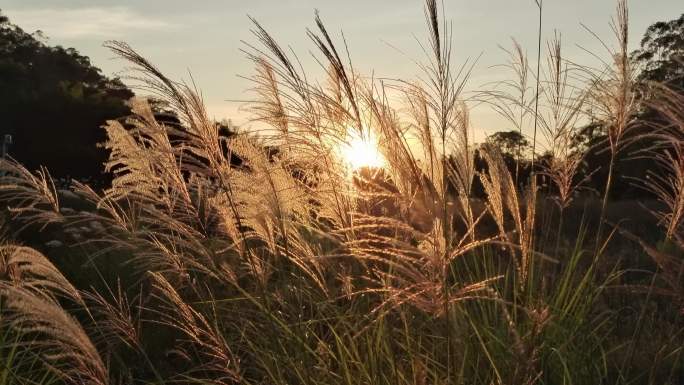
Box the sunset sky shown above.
[3,0,682,141]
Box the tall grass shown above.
[0,0,682,384]
[582,0,640,248]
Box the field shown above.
[0,1,683,384]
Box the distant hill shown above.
[0,9,133,183]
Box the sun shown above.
[340,129,385,170]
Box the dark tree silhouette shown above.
[0,10,133,182]
[573,14,684,199]
[486,130,530,159]
[632,13,684,85]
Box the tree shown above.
[486,130,530,159]
[570,14,684,199]
[0,10,133,182]
[632,13,684,85]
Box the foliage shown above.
[632,13,684,85]
[571,12,684,200]
[486,130,530,159]
[0,10,133,181]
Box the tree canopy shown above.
[486,130,530,159]
[0,10,133,181]
[632,13,684,85]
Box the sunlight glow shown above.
[340,129,385,170]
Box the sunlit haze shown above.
[340,129,386,170]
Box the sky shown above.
[2,0,682,141]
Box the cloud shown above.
[6,6,175,39]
